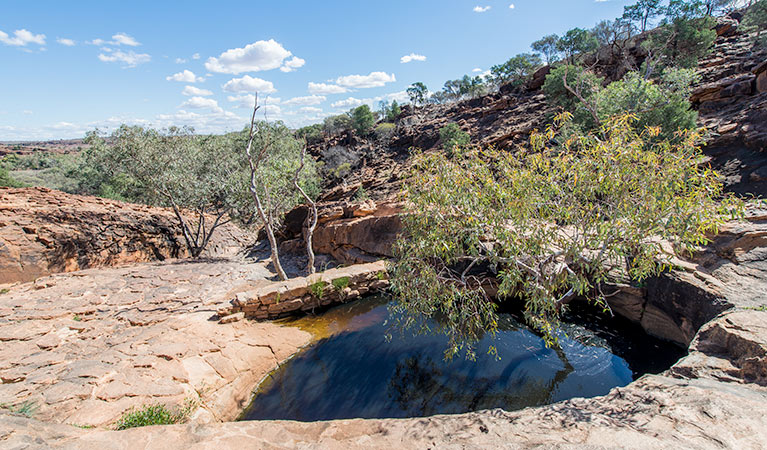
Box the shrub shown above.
[0,401,37,417]
[488,53,542,88]
[0,166,24,188]
[310,280,327,299]
[556,28,599,64]
[351,105,376,135]
[114,401,195,430]
[643,15,716,69]
[390,113,743,358]
[323,114,353,135]
[296,124,323,144]
[743,0,767,43]
[354,185,370,201]
[439,123,471,154]
[332,276,351,291]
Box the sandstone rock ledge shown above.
[0,259,311,428]
[2,310,767,449]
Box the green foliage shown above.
[333,162,352,179]
[441,75,487,101]
[407,82,429,106]
[556,28,599,63]
[379,100,401,122]
[354,185,370,201]
[0,288,9,295]
[742,0,767,43]
[594,68,699,139]
[296,123,323,144]
[332,276,351,291]
[323,113,353,135]
[544,64,698,139]
[592,19,636,47]
[439,123,471,153]
[543,64,604,116]
[0,166,24,187]
[351,105,376,135]
[310,280,328,299]
[1,152,81,191]
[488,53,542,88]
[623,0,663,32]
[73,315,82,321]
[390,114,743,358]
[531,34,560,64]
[643,13,716,69]
[114,401,195,430]
[0,401,38,417]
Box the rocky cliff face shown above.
[0,187,252,285]
[290,14,766,267]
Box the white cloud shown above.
[280,56,306,72]
[331,97,366,109]
[472,67,483,73]
[166,69,204,83]
[222,75,276,94]
[88,38,105,45]
[509,3,516,9]
[331,91,409,110]
[180,96,223,113]
[401,53,426,64]
[205,39,302,74]
[473,5,491,12]
[283,95,326,106]
[335,71,396,89]
[111,33,140,46]
[226,94,281,109]
[192,53,200,60]
[300,107,323,114]
[175,57,187,64]
[308,82,348,95]
[56,38,75,46]
[182,85,213,96]
[0,29,46,46]
[98,50,151,67]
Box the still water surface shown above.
[241,295,683,421]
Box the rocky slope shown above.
[0,187,253,285]
[289,14,766,266]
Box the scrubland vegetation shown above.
[3,0,764,356]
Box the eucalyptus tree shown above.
[407,82,429,106]
[81,125,248,258]
[531,34,560,65]
[390,113,742,359]
[243,96,321,280]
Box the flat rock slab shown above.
[0,259,311,427]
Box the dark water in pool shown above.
[240,296,684,422]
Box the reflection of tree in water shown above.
[387,346,575,416]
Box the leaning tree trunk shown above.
[243,92,288,281]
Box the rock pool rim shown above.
[237,294,686,422]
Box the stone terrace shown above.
[0,259,311,427]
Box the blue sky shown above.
[0,0,630,140]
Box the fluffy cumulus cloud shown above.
[280,56,306,72]
[226,94,281,109]
[166,70,204,83]
[307,82,348,95]
[192,53,200,60]
[299,106,323,114]
[222,75,276,94]
[473,5,491,12]
[0,29,46,46]
[56,37,75,46]
[98,49,151,67]
[331,91,408,109]
[334,71,396,89]
[205,39,303,74]
[509,3,516,9]
[180,96,223,113]
[282,95,325,106]
[182,85,213,96]
[401,53,426,64]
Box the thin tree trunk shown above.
[243,93,288,281]
[292,144,318,274]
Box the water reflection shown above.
[241,295,675,422]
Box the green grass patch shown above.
[310,280,328,299]
[0,400,38,417]
[331,276,351,291]
[113,400,196,430]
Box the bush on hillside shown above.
[439,123,471,154]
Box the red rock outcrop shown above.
[0,187,252,285]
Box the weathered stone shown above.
[218,312,244,324]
